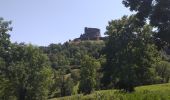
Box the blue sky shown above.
[0,0,132,46]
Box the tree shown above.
[156,61,170,83]
[64,77,74,96]
[0,17,12,62]
[122,0,170,46]
[0,44,52,100]
[14,44,52,100]
[102,16,160,92]
[49,66,74,97]
[58,67,69,96]
[0,18,15,100]
[79,55,100,94]
[0,57,10,99]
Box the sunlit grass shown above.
[50,83,170,100]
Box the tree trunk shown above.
[19,88,26,100]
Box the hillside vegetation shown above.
[1,0,170,99]
[50,83,170,100]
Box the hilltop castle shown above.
[74,27,103,41]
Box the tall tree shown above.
[122,0,170,46]
[102,16,160,92]
[0,43,52,100]
[156,61,170,83]
[12,44,52,100]
[0,17,12,62]
[0,18,13,99]
[79,55,100,94]
[0,57,10,99]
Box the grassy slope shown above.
[50,83,170,100]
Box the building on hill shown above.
[80,27,101,40]
[74,27,102,42]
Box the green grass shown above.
[50,83,170,100]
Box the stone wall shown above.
[73,27,104,42]
[80,27,101,40]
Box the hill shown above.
[40,40,105,69]
[50,83,170,100]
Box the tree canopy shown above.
[102,16,160,92]
[79,55,100,94]
[122,0,170,46]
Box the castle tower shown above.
[80,27,101,40]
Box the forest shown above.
[0,0,170,100]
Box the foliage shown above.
[79,55,100,94]
[49,67,74,98]
[102,16,160,92]
[0,36,52,100]
[57,67,74,97]
[156,61,170,83]
[50,83,170,100]
[1,3,170,98]
[0,17,12,63]
[6,44,52,100]
[40,41,105,69]
[71,69,80,84]
[40,41,105,98]
[122,0,170,46]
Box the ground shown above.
[50,83,170,100]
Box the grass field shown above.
[50,83,170,100]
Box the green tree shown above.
[79,55,100,94]
[64,77,74,96]
[123,0,170,46]
[0,58,9,99]
[0,44,52,100]
[102,16,160,92]
[156,61,170,83]
[14,44,52,100]
[0,18,14,100]
[50,66,74,97]
[0,17,12,62]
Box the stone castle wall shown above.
[73,27,105,42]
[80,27,101,40]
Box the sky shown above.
[0,0,133,46]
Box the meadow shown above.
[50,83,170,100]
